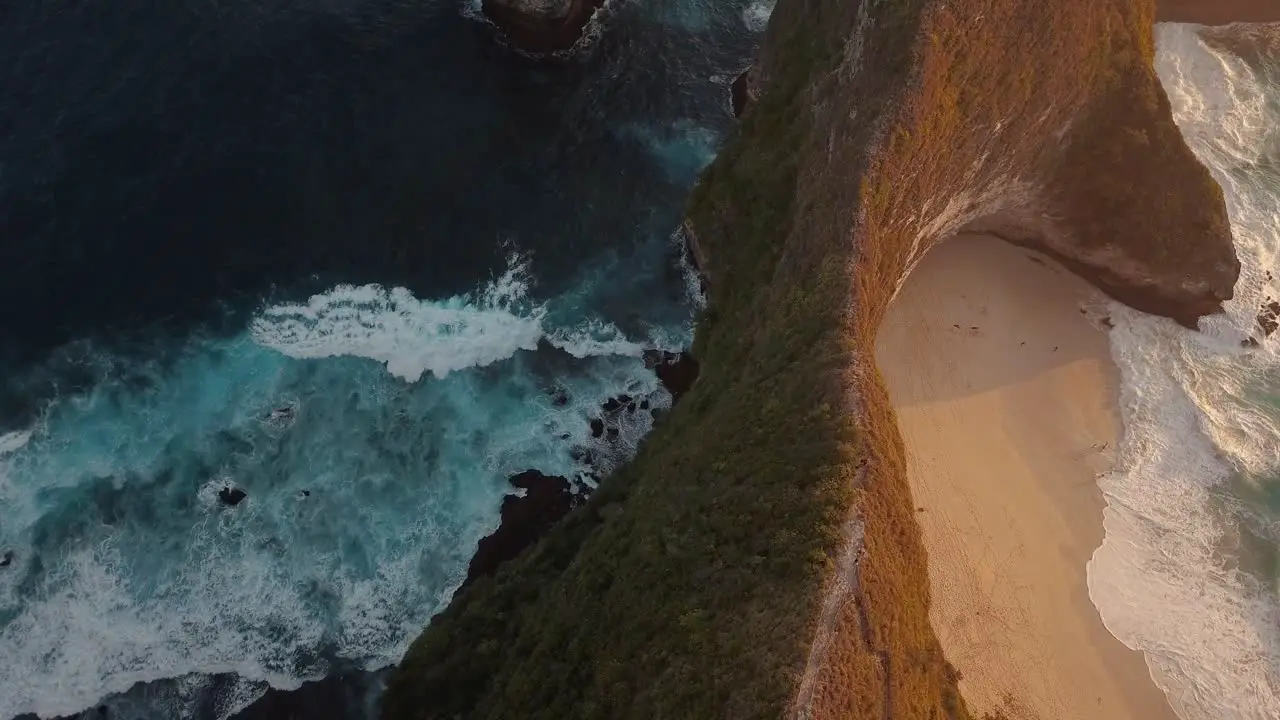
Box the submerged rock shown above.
[463,470,582,586]
[218,486,247,507]
[0,550,13,568]
[483,0,605,54]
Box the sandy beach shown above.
[875,235,1177,720]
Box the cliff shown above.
[1158,0,1280,25]
[381,1,1238,719]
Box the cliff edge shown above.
[382,1,1238,718]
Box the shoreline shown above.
[875,234,1178,720]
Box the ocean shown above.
[3,4,1275,720]
[0,0,770,717]
[1089,22,1280,720]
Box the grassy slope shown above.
[381,1,1231,718]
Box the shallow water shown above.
[0,0,762,717]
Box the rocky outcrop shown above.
[483,0,604,54]
[463,470,582,586]
[383,1,1239,719]
[218,486,247,506]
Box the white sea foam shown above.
[1087,23,1280,720]
[0,429,31,456]
[741,0,775,32]
[251,260,547,382]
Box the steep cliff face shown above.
[721,0,1239,331]
[382,1,1238,719]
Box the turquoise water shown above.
[0,263,687,718]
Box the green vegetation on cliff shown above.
[382,0,1235,717]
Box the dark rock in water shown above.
[589,417,605,438]
[642,350,700,404]
[36,666,388,720]
[299,489,311,498]
[570,447,595,467]
[482,0,605,54]
[1257,298,1279,337]
[605,426,619,440]
[552,391,570,407]
[0,550,13,567]
[218,486,247,507]
[464,470,582,586]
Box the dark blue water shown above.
[0,0,766,716]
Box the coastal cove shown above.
[382,2,1255,720]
